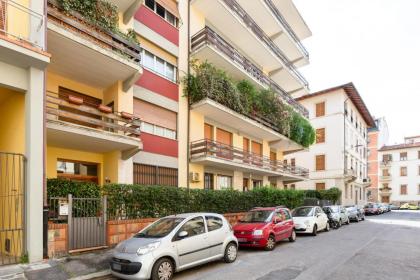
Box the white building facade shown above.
[378,136,420,205]
[285,83,375,205]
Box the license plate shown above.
[112,263,121,271]
[237,238,247,242]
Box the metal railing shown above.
[46,91,141,138]
[47,0,142,64]
[191,27,309,117]
[221,0,308,88]
[0,0,45,49]
[0,152,26,265]
[263,0,309,58]
[190,139,309,178]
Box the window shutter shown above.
[316,155,325,171]
[316,128,325,143]
[315,102,325,117]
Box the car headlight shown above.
[136,241,161,256]
[252,230,263,236]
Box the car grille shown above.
[235,230,252,235]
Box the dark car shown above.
[364,203,380,215]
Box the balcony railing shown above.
[46,91,141,138]
[190,139,309,178]
[263,0,308,59]
[191,27,308,117]
[221,0,308,88]
[47,0,141,64]
[0,0,45,49]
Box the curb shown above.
[68,269,111,280]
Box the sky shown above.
[293,0,420,144]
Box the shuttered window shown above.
[315,102,325,117]
[316,183,326,191]
[204,123,213,140]
[216,128,232,145]
[400,166,407,176]
[133,163,178,186]
[270,151,277,161]
[315,155,325,171]
[400,185,407,195]
[251,141,262,155]
[134,99,177,130]
[316,128,325,143]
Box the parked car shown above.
[110,213,238,280]
[389,204,399,210]
[345,205,364,222]
[356,205,366,221]
[322,205,350,226]
[292,206,329,235]
[364,203,380,215]
[233,206,296,251]
[378,203,389,213]
[400,203,420,210]
[323,206,340,229]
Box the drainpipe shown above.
[186,1,191,191]
[42,0,48,259]
[343,97,349,203]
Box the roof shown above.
[405,135,420,140]
[296,82,376,127]
[378,142,420,152]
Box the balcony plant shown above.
[185,62,315,147]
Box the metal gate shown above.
[68,195,107,252]
[0,152,26,265]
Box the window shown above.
[217,175,232,189]
[418,151,420,159]
[316,183,326,191]
[145,0,154,9]
[315,102,325,117]
[418,166,420,176]
[400,185,407,195]
[315,155,326,171]
[382,183,389,189]
[400,166,407,176]
[156,3,165,17]
[179,217,205,237]
[400,152,407,161]
[383,154,392,162]
[316,128,325,143]
[140,122,177,140]
[141,122,154,134]
[253,180,263,189]
[133,163,178,186]
[57,160,99,183]
[166,12,176,25]
[418,184,420,195]
[383,169,389,176]
[144,0,178,27]
[290,184,296,190]
[291,158,296,166]
[141,50,177,82]
[205,216,223,232]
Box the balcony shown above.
[190,0,308,94]
[191,98,304,152]
[0,0,49,68]
[379,188,392,195]
[46,91,142,158]
[191,27,308,117]
[379,175,392,181]
[344,169,357,183]
[236,0,308,66]
[380,161,392,168]
[46,0,142,90]
[190,139,309,180]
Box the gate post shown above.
[103,195,107,246]
[68,194,73,252]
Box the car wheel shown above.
[265,235,276,251]
[151,258,174,280]
[312,224,318,236]
[289,230,296,242]
[338,219,342,227]
[325,222,330,232]
[355,216,360,223]
[346,218,350,225]
[362,216,365,221]
[224,242,237,263]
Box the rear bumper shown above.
[235,236,267,248]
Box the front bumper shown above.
[110,258,142,275]
[110,252,155,280]
[294,224,311,233]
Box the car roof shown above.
[165,212,223,219]
[251,206,289,211]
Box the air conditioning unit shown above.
[190,172,200,182]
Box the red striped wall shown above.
[141,132,178,158]
[136,69,179,101]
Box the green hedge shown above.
[47,179,342,218]
[184,62,315,147]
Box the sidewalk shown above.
[0,249,112,280]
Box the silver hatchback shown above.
[110,213,238,280]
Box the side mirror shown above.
[178,231,188,239]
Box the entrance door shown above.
[382,196,390,203]
[0,153,25,265]
[243,178,249,192]
[204,173,214,190]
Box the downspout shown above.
[186,0,191,191]
[42,0,48,259]
[343,98,349,203]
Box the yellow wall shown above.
[104,81,133,113]
[46,146,104,185]
[7,0,30,41]
[190,6,205,36]
[103,151,119,184]
[0,88,25,153]
[47,72,103,100]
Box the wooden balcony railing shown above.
[191,26,309,117]
[190,139,309,178]
[221,0,308,88]
[46,91,141,138]
[47,0,141,64]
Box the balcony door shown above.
[270,151,277,170]
[243,137,250,163]
[216,128,232,159]
[251,141,263,166]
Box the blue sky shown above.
[294,0,420,144]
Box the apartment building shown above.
[367,117,389,202]
[378,136,420,205]
[285,83,375,205]
[0,0,49,264]
[187,0,312,190]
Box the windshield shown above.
[327,206,339,213]
[292,207,314,217]
[134,217,184,238]
[241,210,273,223]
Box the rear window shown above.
[205,216,223,232]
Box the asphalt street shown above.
[100,210,420,280]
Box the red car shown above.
[233,206,296,250]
